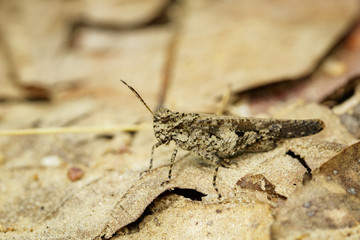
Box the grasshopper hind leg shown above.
[197,151,223,199]
[242,139,277,153]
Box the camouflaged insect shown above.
[121,80,324,197]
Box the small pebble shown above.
[202,194,219,203]
[67,167,84,181]
[347,187,357,195]
[33,174,39,181]
[303,202,311,208]
[41,155,61,167]
[307,210,315,217]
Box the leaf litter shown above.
[0,0,360,239]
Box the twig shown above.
[0,124,152,136]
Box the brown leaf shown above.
[115,194,273,240]
[0,0,172,110]
[317,141,360,197]
[339,103,360,138]
[0,168,139,239]
[334,81,360,138]
[272,141,360,239]
[236,174,286,200]
[167,0,360,112]
[234,21,360,115]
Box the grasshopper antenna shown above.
[120,80,154,115]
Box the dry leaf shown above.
[272,141,360,240]
[168,0,360,112]
[339,103,360,138]
[0,0,173,110]
[236,174,286,200]
[232,21,360,115]
[115,194,273,240]
[332,80,360,138]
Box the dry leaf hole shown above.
[169,188,206,201]
[286,150,312,174]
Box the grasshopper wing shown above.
[193,114,324,138]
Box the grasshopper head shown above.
[153,107,179,143]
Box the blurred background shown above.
[1,0,359,115]
[0,0,359,171]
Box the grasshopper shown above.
[121,80,324,197]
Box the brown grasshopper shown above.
[121,80,324,197]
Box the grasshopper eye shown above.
[160,115,170,123]
[154,108,174,123]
